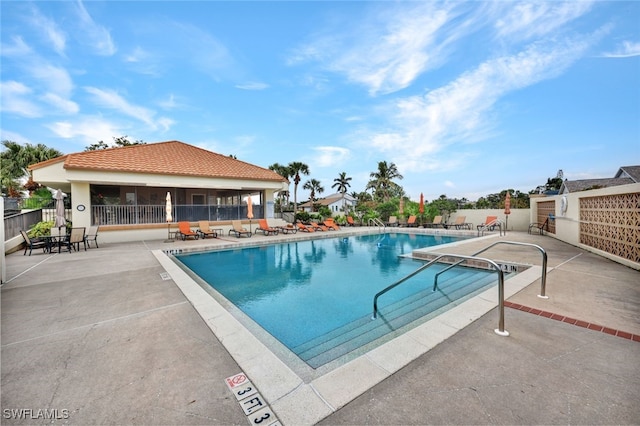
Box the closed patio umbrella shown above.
[247,196,253,232]
[54,189,66,231]
[504,192,511,233]
[399,197,404,215]
[419,193,424,226]
[164,192,174,242]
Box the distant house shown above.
[559,165,640,194]
[29,141,288,241]
[299,193,357,214]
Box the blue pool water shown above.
[175,233,496,368]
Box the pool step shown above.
[293,269,499,368]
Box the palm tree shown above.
[1,140,62,196]
[367,161,403,202]
[288,161,310,212]
[269,163,292,209]
[303,178,324,212]
[331,172,352,212]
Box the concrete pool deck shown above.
[2,229,639,425]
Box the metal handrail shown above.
[372,253,509,336]
[477,219,504,236]
[368,217,386,229]
[433,241,548,298]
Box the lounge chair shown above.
[198,221,218,239]
[177,221,199,240]
[277,223,298,234]
[255,219,279,236]
[424,215,444,228]
[386,216,398,227]
[296,222,315,232]
[85,225,100,248]
[346,216,356,226]
[448,216,471,230]
[310,221,329,231]
[228,220,252,238]
[405,215,418,227]
[20,230,49,256]
[477,216,499,232]
[323,218,340,230]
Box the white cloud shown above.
[0,36,33,57]
[74,0,116,56]
[84,87,173,131]
[235,82,270,90]
[602,40,640,58]
[47,116,121,143]
[494,1,594,40]
[290,3,460,95]
[41,93,79,114]
[313,146,350,167]
[28,4,67,55]
[366,34,595,174]
[0,81,42,117]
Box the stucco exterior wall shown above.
[531,183,640,269]
[448,209,530,232]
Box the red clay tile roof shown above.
[30,141,287,182]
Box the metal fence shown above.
[91,204,264,225]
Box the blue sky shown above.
[1,1,639,203]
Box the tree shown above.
[269,163,292,210]
[288,161,310,212]
[85,135,145,151]
[1,140,63,196]
[367,161,403,202]
[331,171,352,212]
[303,178,324,211]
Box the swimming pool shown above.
[174,232,498,368]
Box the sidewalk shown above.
[2,231,639,425]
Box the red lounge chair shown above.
[346,216,356,226]
[255,219,279,236]
[323,218,340,230]
[296,222,315,232]
[178,221,199,240]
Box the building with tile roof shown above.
[559,165,640,194]
[29,141,288,242]
[299,192,357,214]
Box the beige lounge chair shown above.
[228,220,252,238]
[198,221,218,239]
[386,216,398,227]
[425,215,444,228]
[448,216,471,230]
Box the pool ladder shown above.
[368,217,386,229]
[372,241,548,337]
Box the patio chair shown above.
[346,216,356,226]
[255,219,279,236]
[448,216,471,230]
[323,218,340,230]
[67,227,87,252]
[296,222,315,232]
[405,215,418,227]
[386,216,398,227]
[197,221,218,239]
[85,225,100,248]
[477,216,499,232]
[177,221,199,240]
[424,215,444,228]
[20,230,49,256]
[528,217,550,235]
[228,220,252,238]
